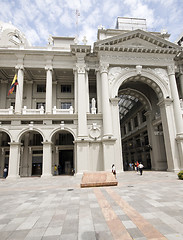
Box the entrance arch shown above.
[19,130,43,177]
[117,78,168,171]
[51,130,75,175]
[0,130,11,177]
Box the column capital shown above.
[25,80,33,84]
[0,79,8,84]
[42,141,53,145]
[15,65,24,70]
[45,66,53,71]
[76,63,86,74]
[110,97,120,106]
[167,65,175,76]
[157,98,173,108]
[99,63,109,74]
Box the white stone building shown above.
[0,17,183,179]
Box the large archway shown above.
[19,131,43,177]
[0,131,11,178]
[51,130,75,175]
[117,79,168,171]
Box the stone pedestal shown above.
[80,171,118,188]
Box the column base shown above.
[41,174,53,178]
[6,175,20,180]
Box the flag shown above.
[8,74,18,96]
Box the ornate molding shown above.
[76,63,86,74]
[167,65,175,76]
[15,65,24,70]
[99,63,109,74]
[146,67,169,84]
[45,66,53,71]
[108,67,130,84]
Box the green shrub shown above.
[178,170,183,180]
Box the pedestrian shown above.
[58,164,61,175]
[129,162,133,171]
[54,164,57,175]
[3,167,8,178]
[138,162,144,175]
[112,164,116,178]
[136,161,139,172]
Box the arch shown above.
[0,128,13,142]
[118,88,152,111]
[17,127,45,142]
[50,127,76,142]
[110,68,170,99]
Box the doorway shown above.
[59,150,73,175]
[32,156,42,176]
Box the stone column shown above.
[96,69,102,113]
[158,99,180,171]
[100,63,113,138]
[52,81,57,108]
[168,65,183,134]
[110,98,123,172]
[25,81,33,109]
[76,53,88,138]
[45,66,53,114]
[0,80,8,109]
[168,65,183,169]
[42,141,52,177]
[7,142,21,179]
[179,69,183,99]
[15,65,24,114]
[73,68,78,113]
[85,68,90,113]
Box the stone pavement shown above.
[0,171,183,240]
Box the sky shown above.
[0,0,183,47]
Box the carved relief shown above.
[147,68,169,84]
[99,63,109,74]
[76,64,86,74]
[89,123,101,139]
[167,65,175,76]
[108,67,129,84]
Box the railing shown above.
[22,106,44,114]
[52,106,73,114]
[0,106,14,115]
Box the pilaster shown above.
[15,65,24,114]
[7,142,21,179]
[0,80,8,109]
[100,62,113,138]
[76,53,88,138]
[42,141,52,178]
[45,66,53,114]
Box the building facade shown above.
[0,17,183,179]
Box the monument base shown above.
[80,171,118,188]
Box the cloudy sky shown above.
[0,0,182,46]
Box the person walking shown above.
[54,164,58,176]
[112,164,116,178]
[3,167,8,178]
[138,162,144,175]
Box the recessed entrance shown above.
[59,150,73,175]
[32,156,42,176]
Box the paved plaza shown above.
[0,171,183,240]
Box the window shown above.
[59,133,73,145]
[36,102,45,109]
[10,102,15,108]
[61,102,71,109]
[61,85,71,93]
[134,116,138,127]
[128,122,131,132]
[37,84,46,92]
[142,110,146,122]
[32,134,43,146]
